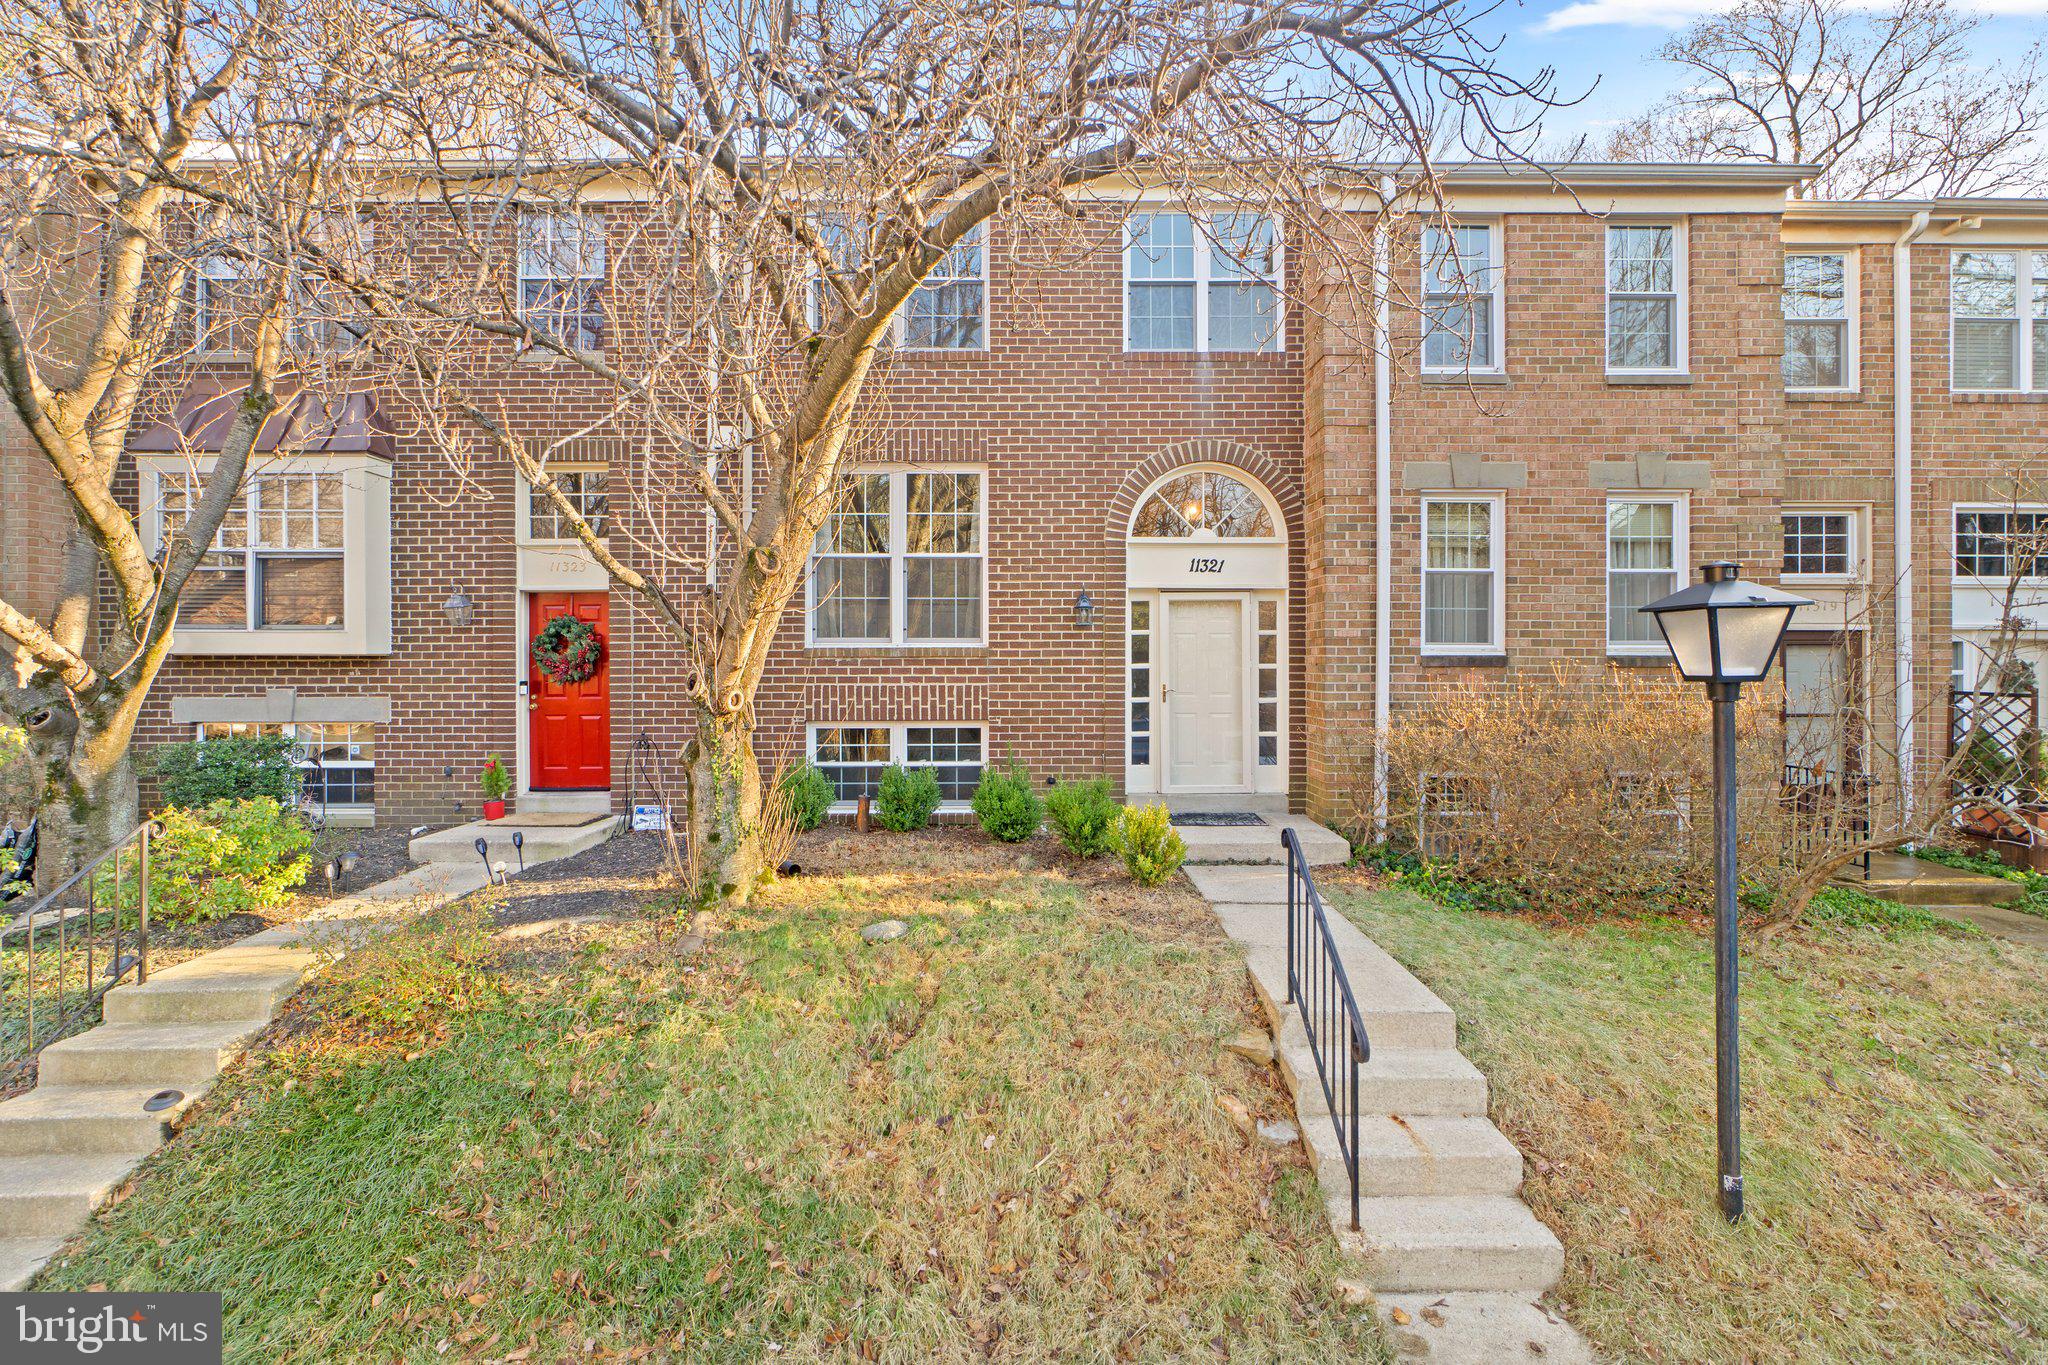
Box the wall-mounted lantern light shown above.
[442,591,476,629]
[1073,589,1096,630]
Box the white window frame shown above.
[1605,494,1689,656]
[1780,506,1861,582]
[1421,221,1504,375]
[1122,210,1284,354]
[1949,249,2047,393]
[1604,221,1688,377]
[806,721,986,813]
[195,720,376,817]
[805,466,988,648]
[524,465,611,543]
[1783,249,1858,393]
[1953,503,2048,584]
[517,209,607,352]
[1418,493,1505,655]
[897,221,988,352]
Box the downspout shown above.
[1372,175,1395,837]
[1892,210,1929,823]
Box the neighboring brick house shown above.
[101,164,2047,833]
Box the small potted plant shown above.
[479,755,511,821]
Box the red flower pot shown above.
[483,799,506,821]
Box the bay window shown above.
[1783,252,1852,390]
[1606,224,1684,374]
[159,470,345,629]
[808,468,984,646]
[1421,496,1503,652]
[1951,250,2048,392]
[1607,497,1685,652]
[1125,211,1280,353]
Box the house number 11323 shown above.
[1188,557,1225,574]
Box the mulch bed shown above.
[487,830,680,927]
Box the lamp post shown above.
[1640,561,1810,1223]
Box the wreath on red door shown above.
[531,613,605,685]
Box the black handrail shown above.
[1282,826,1370,1231]
[2,821,154,1088]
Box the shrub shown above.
[971,760,1043,842]
[779,761,834,834]
[875,765,943,832]
[1046,778,1120,858]
[146,734,300,810]
[1113,803,1186,887]
[104,799,313,924]
[479,755,512,802]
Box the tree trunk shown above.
[18,695,139,896]
[685,705,764,908]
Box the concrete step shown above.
[1248,949,1459,1051]
[104,951,310,1025]
[408,816,620,867]
[1376,1292,1594,1363]
[36,1018,266,1088]
[1302,1114,1523,1198]
[0,1083,206,1156]
[0,1151,146,1237]
[1339,1195,1565,1294]
[0,1236,68,1293]
[1180,819,1351,866]
[1281,1043,1488,1119]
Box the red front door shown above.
[528,592,611,790]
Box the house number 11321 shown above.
[1188,557,1225,574]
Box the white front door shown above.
[1166,597,1247,790]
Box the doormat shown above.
[1170,812,1266,827]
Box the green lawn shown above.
[1332,874,2048,1364]
[40,834,1384,1363]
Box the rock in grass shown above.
[860,919,909,943]
[1256,1118,1300,1147]
[1224,1030,1276,1065]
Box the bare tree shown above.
[1605,0,2048,199]
[226,0,1573,906]
[0,0,415,882]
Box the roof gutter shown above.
[1893,209,1931,823]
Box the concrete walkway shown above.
[1847,852,2048,949]
[1181,823,1592,1363]
[0,824,617,1291]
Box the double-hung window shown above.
[1421,224,1501,373]
[198,720,375,811]
[1606,224,1684,374]
[1951,250,2048,392]
[159,470,346,629]
[1955,507,2048,581]
[808,468,984,646]
[194,256,251,354]
[1783,252,1853,390]
[1781,509,1856,579]
[809,723,985,807]
[528,468,610,541]
[903,223,985,350]
[518,211,606,350]
[1125,211,1280,353]
[1420,496,1503,653]
[1606,497,1685,652]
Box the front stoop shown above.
[1182,849,1594,1363]
[0,856,509,1292]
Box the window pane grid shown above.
[1422,499,1498,649]
[1256,597,1280,766]
[811,725,984,804]
[1608,500,1678,647]
[158,471,343,631]
[1782,512,1851,576]
[1955,510,2048,579]
[518,212,606,350]
[1423,225,1496,370]
[810,470,983,645]
[1129,598,1152,766]
[530,469,611,540]
[196,721,374,808]
[1125,211,1279,352]
[1607,225,1678,371]
[906,725,984,802]
[904,224,985,350]
[1951,251,2027,391]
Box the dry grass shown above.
[40,830,1383,1363]
[1330,869,2048,1363]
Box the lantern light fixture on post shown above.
[1640,561,1810,1223]
[442,591,476,629]
[1073,589,1096,630]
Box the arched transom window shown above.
[1132,468,1277,540]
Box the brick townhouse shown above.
[34,162,2042,832]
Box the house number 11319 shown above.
[1188,557,1225,574]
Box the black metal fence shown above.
[1282,826,1370,1231]
[1,822,154,1089]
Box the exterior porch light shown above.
[1073,589,1096,629]
[441,591,476,629]
[1639,561,1810,1224]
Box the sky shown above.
[1486,0,2048,150]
